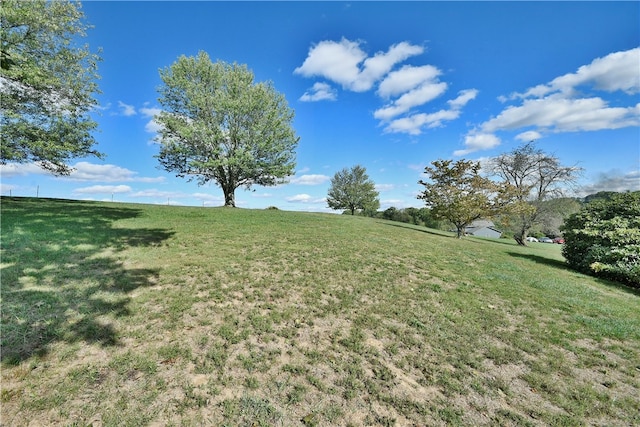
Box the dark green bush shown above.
[561,192,640,287]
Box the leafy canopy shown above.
[561,192,640,287]
[0,0,102,175]
[418,159,515,238]
[155,52,299,207]
[489,142,581,245]
[327,165,380,215]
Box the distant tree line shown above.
[341,205,450,230]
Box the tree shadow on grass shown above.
[507,251,640,297]
[0,197,175,364]
[507,251,569,270]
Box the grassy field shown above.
[1,197,639,426]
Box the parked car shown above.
[539,237,553,243]
[526,236,538,242]
[553,237,565,244]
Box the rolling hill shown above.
[1,197,638,426]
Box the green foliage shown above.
[523,197,582,238]
[561,192,640,287]
[155,51,299,207]
[418,159,515,238]
[540,198,582,236]
[378,206,428,226]
[0,0,102,174]
[490,142,581,245]
[583,191,618,204]
[382,206,399,221]
[327,165,380,215]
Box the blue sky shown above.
[2,1,639,212]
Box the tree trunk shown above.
[456,226,465,238]
[223,188,236,207]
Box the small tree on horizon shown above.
[154,52,299,207]
[327,165,380,215]
[418,159,515,238]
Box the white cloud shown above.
[383,109,461,135]
[0,163,47,178]
[130,189,185,198]
[117,101,136,116]
[299,82,337,102]
[294,38,366,88]
[250,192,273,198]
[295,38,476,135]
[192,192,224,201]
[579,169,640,196]
[69,162,165,183]
[375,183,396,192]
[374,82,448,120]
[408,164,423,171]
[73,185,132,194]
[515,130,542,142]
[94,102,112,112]
[462,48,640,154]
[354,42,425,92]
[192,192,225,206]
[140,107,163,133]
[286,194,312,202]
[381,89,478,134]
[482,97,639,133]
[289,174,331,185]
[0,161,164,183]
[140,106,161,117]
[377,65,441,99]
[514,47,640,99]
[286,194,326,203]
[454,133,501,156]
[1,183,17,194]
[448,89,479,109]
[294,38,423,92]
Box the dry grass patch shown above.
[2,198,639,426]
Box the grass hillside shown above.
[1,197,639,426]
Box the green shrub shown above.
[561,192,640,287]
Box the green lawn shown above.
[1,197,639,426]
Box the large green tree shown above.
[489,142,581,245]
[0,0,102,175]
[327,165,380,215]
[418,159,515,238]
[155,52,299,207]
